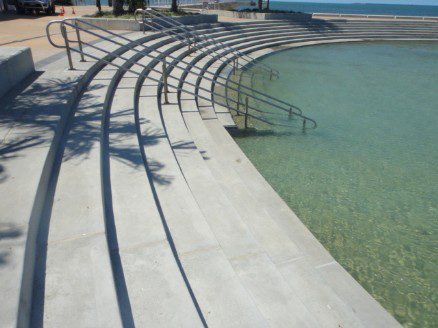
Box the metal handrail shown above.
[46,18,316,130]
[132,10,303,115]
[135,8,279,79]
[135,10,252,77]
[47,17,304,119]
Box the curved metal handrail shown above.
[46,19,68,48]
[45,18,316,130]
[50,17,303,118]
[135,9,250,76]
[135,8,279,79]
[133,10,302,115]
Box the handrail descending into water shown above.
[46,18,317,130]
[133,9,303,116]
[134,8,280,79]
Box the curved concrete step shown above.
[130,39,277,327]
[103,49,205,326]
[158,61,325,327]
[170,21,429,327]
[174,24,418,328]
[0,32,150,327]
[28,32,186,327]
[150,21,396,326]
[3,16,436,327]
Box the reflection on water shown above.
[232,42,438,328]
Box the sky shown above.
[274,0,438,5]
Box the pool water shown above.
[231,42,438,327]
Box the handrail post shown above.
[236,91,241,116]
[46,17,316,130]
[142,11,146,34]
[288,107,293,120]
[244,96,249,129]
[162,59,169,104]
[61,23,74,70]
[75,20,86,62]
[187,33,191,51]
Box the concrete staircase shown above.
[1,17,437,327]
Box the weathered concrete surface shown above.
[209,10,312,20]
[78,14,218,31]
[0,67,85,328]
[0,47,35,98]
[313,12,438,21]
[2,17,437,327]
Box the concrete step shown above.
[37,67,122,327]
[162,94,323,327]
[173,28,404,326]
[4,16,433,326]
[104,55,205,326]
[135,56,270,326]
[25,33,176,327]
[193,114,400,327]
[0,31,147,327]
[178,108,364,327]
[0,68,86,328]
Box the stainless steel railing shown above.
[135,8,280,79]
[133,10,304,117]
[46,18,316,130]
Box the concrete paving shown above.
[0,6,113,62]
[1,15,437,327]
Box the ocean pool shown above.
[231,42,438,327]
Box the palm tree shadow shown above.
[0,224,23,267]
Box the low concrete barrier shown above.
[79,14,218,31]
[312,12,438,22]
[208,10,312,20]
[0,47,35,98]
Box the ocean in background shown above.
[72,1,438,17]
[236,2,438,16]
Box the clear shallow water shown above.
[236,1,438,17]
[231,42,438,327]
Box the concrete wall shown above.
[208,10,312,20]
[312,12,438,21]
[78,14,218,31]
[0,47,35,99]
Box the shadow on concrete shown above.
[0,224,23,267]
[0,75,102,182]
[27,78,172,328]
[0,137,45,183]
[171,140,211,161]
[229,127,300,138]
[0,164,5,183]
[0,75,163,175]
[295,18,342,32]
[220,17,340,33]
[0,11,59,22]
[107,116,174,185]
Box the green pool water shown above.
[231,42,438,327]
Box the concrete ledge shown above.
[78,14,218,31]
[0,47,35,99]
[209,10,312,20]
[313,12,438,22]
